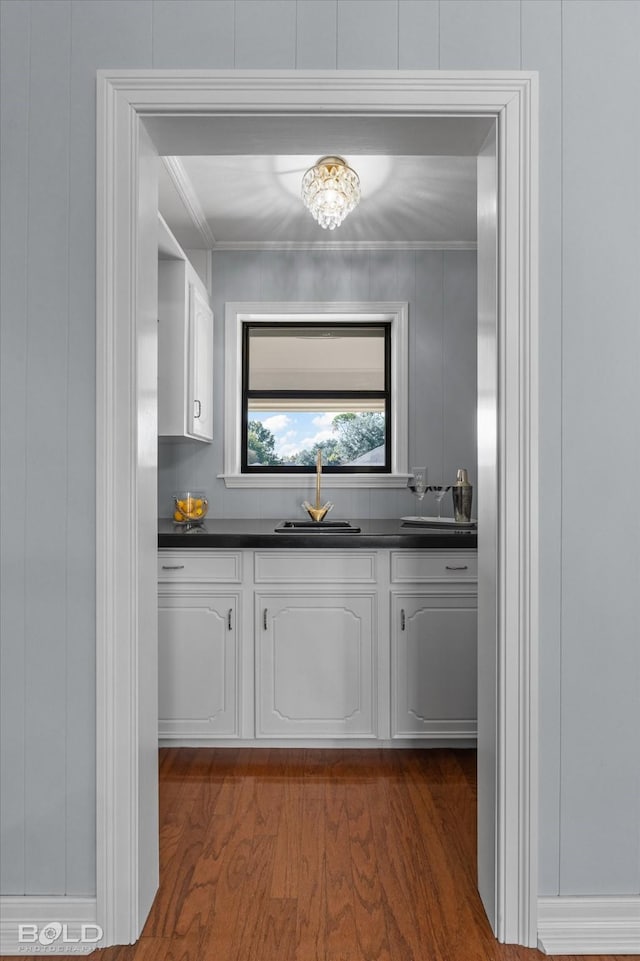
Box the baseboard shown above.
[158,737,477,749]
[0,896,99,956]
[537,896,640,954]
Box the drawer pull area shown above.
[391,552,477,582]
[158,551,242,583]
[227,608,233,631]
[263,608,268,630]
[401,609,406,631]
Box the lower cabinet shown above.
[157,548,477,744]
[255,592,376,738]
[158,593,239,738]
[391,592,477,738]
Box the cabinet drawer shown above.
[158,550,242,584]
[391,551,477,583]
[254,550,376,584]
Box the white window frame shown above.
[222,301,409,488]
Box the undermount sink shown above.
[275,520,361,533]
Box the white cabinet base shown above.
[158,548,477,745]
[159,736,477,748]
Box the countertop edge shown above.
[157,519,477,551]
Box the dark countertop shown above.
[158,517,477,550]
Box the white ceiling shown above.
[154,116,489,250]
[159,154,477,249]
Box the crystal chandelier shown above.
[301,156,361,230]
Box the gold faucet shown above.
[302,450,333,522]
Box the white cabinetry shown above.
[256,592,376,738]
[157,219,213,442]
[188,283,214,440]
[158,593,238,737]
[390,551,477,739]
[156,547,476,745]
[158,552,242,739]
[254,550,377,738]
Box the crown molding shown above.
[212,239,476,251]
[161,156,216,249]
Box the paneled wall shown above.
[157,249,477,521]
[1,0,639,902]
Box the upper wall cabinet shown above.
[158,216,213,443]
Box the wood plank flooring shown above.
[7,748,630,961]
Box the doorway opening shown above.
[96,70,538,949]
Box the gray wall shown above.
[158,249,477,521]
[1,0,639,902]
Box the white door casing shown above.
[96,112,160,942]
[96,71,538,947]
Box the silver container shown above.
[452,468,473,523]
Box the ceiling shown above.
[154,116,490,251]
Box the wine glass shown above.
[408,466,428,517]
[429,485,452,519]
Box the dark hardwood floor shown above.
[9,748,630,961]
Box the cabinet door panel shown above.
[256,593,376,737]
[158,594,238,737]
[157,259,188,437]
[189,284,213,441]
[158,256,213,443]
[392,594,477,738]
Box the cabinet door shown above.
[158,593,238,738]
[392,593,477,738]
[256,592,376,738]
[157,259,188,438]
[188,284,213,441]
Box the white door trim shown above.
[96,70,539,948]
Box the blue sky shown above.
[250,410,342,458]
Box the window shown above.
[242,323,391,473]
[223,303,408,488]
